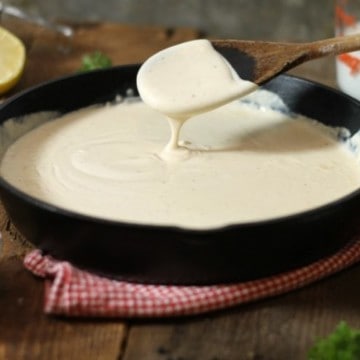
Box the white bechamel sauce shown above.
[137,39,258,156]
[1,97,360,229]
[2,40,360,230]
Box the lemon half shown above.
[0,26,25,95]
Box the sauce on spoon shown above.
[136,39,258,156]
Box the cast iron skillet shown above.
[1,64,360,285]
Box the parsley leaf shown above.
[79,51,112,72]
[308,322,360,360]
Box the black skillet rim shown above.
[0,65,360,234]
[1,65,360,284]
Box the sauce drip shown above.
[137,39,258,157]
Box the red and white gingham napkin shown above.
[23,239,360,318]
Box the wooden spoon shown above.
[211,35,360,84]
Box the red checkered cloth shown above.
[24,239,360,318]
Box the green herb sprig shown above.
[79,51,112,72]
[308,322,360,360]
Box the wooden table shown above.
[1,19,359,360]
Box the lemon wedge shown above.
[0,26,25,95]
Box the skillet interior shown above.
[1,65,360,285]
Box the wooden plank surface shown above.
[123,266,360,360]
[0,242,128,360]
[0,17,358,360]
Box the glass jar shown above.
[335,0,360,100]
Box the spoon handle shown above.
[307,34,360,59]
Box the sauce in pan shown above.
[1,96,360,229]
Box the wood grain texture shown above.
[0,255,128,360]
[0,203,129,360]
[212,35,348,85]
[123,267,360,360]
